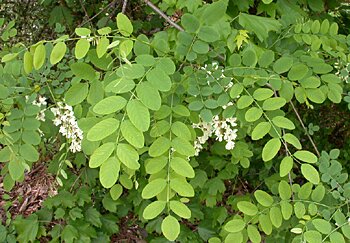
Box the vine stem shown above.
[289,101,320,157]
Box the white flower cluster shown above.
[51,102,83,153]
[192,115,238,156]
[26,95,48,121]
[32,96,47,121]
[201,62,233,90]
[335,61,350,83]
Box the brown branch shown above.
[143,0,184,31]
[78,0,118,27]
[122,0,128,14]
[289,101,321,157]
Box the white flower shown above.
[192,115,238,156]
[50,102,83,153]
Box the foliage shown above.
[1,0,350,242]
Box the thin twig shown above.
[144,0,184,31]
[289,101,321,157]
[78,0,118,27]
[143,0,225,61]
[122,0,128,14]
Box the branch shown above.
[122,0,128,14]
[143,0,184,31]
[289,101,321,157]
[78,0,118,27]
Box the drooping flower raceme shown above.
[28,95,47,121]
[51,102,83,153]
[192,115,238,156]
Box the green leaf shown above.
[278,180,292,200]
[312,219,331,234]
[253,88,274,101]
[13,214,39,243]
[172,137,195,157]
[65,82,89,106]
[105,77,135,94]
[136,82,161,111]
[259,214,272,235]
[126,100,150,132]
[93,96,127,115]
[301,164,320,184]
[272,116,295,130]
[149,136,171,157]
[283,133,302,149]
[50,42,66,65]
[1,53,18,62]
[143,201,166,220]
[171,157,195,178]
[254,190,274,207]
[100,157,120,188]
[242,49,257,67]
[311,184,325,202]
[145,156,167,174]
[262,97,286,111]
[230,83,244,98]
[96,37,109,58]
[273,56,293,74]
[294,151,317,163]
[9,157,25,180]
[258,50,274,68]
[170,178,194,197]
[329,22,338,35]
[117,143,140,170]
[193,40,209,54]
[87,118,120,141]
[247,225,261,243]
[142,178,167,199]
[161,215,180,241]
[237,201,258,216]
[110,184,123,200]
[237,95,253,109]
[304,230,322,243]
[280,156,293,177]
[269,207,282,228]
[119,39,133,58]
[224,219,245,233]
[280,201,293,220]
[171,121,191,141]
[181,14,200,33]
[33,43,46,70]
[330,231,345,243]
[320,19,329,34]
[198,26,220,42]
[328,83,342,103]
[20,144,39,162]
[288,63,309,81]
[121,120,144,149]
[89,142,115,168]
[146,68,172,92]
[251,122,271,140]
[170,201,191,219]
[70,62,96,81]
[75,39,90,59]
[262,138,281,162]
[200,0,228,25]
[23,51,33,74]
[245,107,262,122]
[239,13,281,42]
[75,27,91,36]
[306,88,326,104]
[117,13,133,36]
